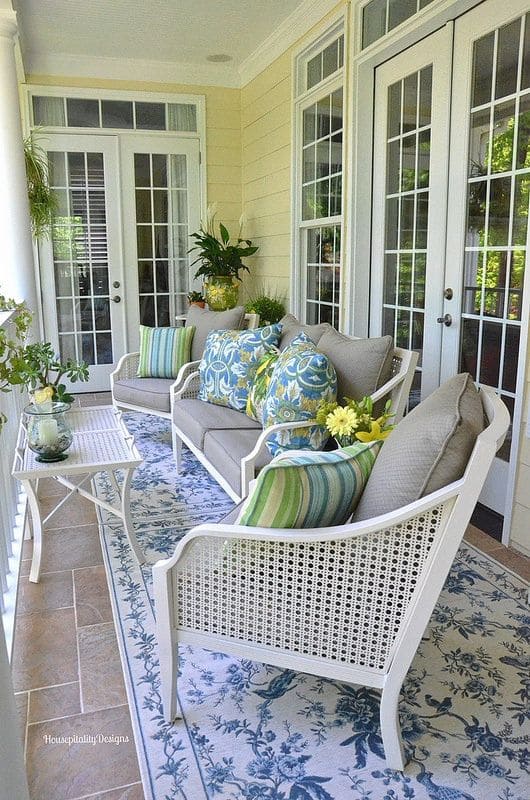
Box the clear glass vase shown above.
[24,401,73,462]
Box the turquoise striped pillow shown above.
[137,325,195,378]
[237,440,382,529]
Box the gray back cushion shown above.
[278,314,332,350]
[186,305,246,361]
[317,330,394,401]
[353,373,484,521]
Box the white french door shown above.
[371,26,452,405]
[371,1,530,526]
[40,133,201,389]
[40,134,125,392]
[120,136,201,350]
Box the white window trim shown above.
[292,15,347,324]
[23,85,208,220]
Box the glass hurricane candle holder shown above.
[24,401,73,462]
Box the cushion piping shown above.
[418,374,469,497]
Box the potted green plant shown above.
[187,290,206,308]
[244,291,286,325]
[188,205,258,310]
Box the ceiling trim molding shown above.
[238,0,341,86]
[23,51,241,88]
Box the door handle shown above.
[112,295,121,303]
[436,313,452,326]
[112,281,121,288]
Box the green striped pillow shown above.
[137,325,195,378]
[237,440,382,529]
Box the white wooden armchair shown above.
[153,386,509,771]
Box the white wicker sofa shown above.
[153,377,509,771]
[172,315,418,501]
[110,307,259,453]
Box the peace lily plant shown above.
[316,395,395,448]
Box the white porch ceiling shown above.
[13,0,318,87]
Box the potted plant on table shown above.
[189,205,258,311]
[187,290,206,308]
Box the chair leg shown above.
[173,426,182,471]
[380,682,406,771]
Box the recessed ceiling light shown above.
[207,54,233,63]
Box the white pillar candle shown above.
[39,418,59,446]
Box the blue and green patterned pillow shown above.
[245,349,279,422]
[198,323,282,411]
[137,325,195,378]
[237,440,382,528]
[262,331,337,455]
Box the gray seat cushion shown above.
[112,378,174,414]
[278,314,331,350]
[317,330,394,401]
[203,428,272,495]
[174,398,261,449]
[353,373,485,521]
[185,305,246,361]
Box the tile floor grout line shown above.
[26,702,131,729]
[67,780,141,800]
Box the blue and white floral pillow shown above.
[198,323,282,411]
[262,331,337,456]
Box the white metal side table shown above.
[12,405,144,583]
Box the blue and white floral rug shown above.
[95,412,530,800]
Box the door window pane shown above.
[48,149,113,366]
[134,152,190,326]
[460,13,529,462]
[382,65,433,400]
[101,100,133,129]
[136,102,165,130]
[66,98,100,128]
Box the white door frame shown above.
[39,132,127,392]
[348,0,486,338]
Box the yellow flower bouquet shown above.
[316,395,395,447]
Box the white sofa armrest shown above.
[173,364,201,401]
[111,351,140,383]
[240,418,319,498]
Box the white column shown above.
[0,9,38,311]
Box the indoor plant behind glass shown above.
[189,205,258,311]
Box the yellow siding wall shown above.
[240,51,292,303]
[25,75,242,237]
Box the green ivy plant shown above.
[24,129,57,239]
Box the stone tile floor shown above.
[11,392,530,799]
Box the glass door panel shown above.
[445,0,530,523]
[120,136,200,347]
[39,134,125,392]
[371,27,452,406]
